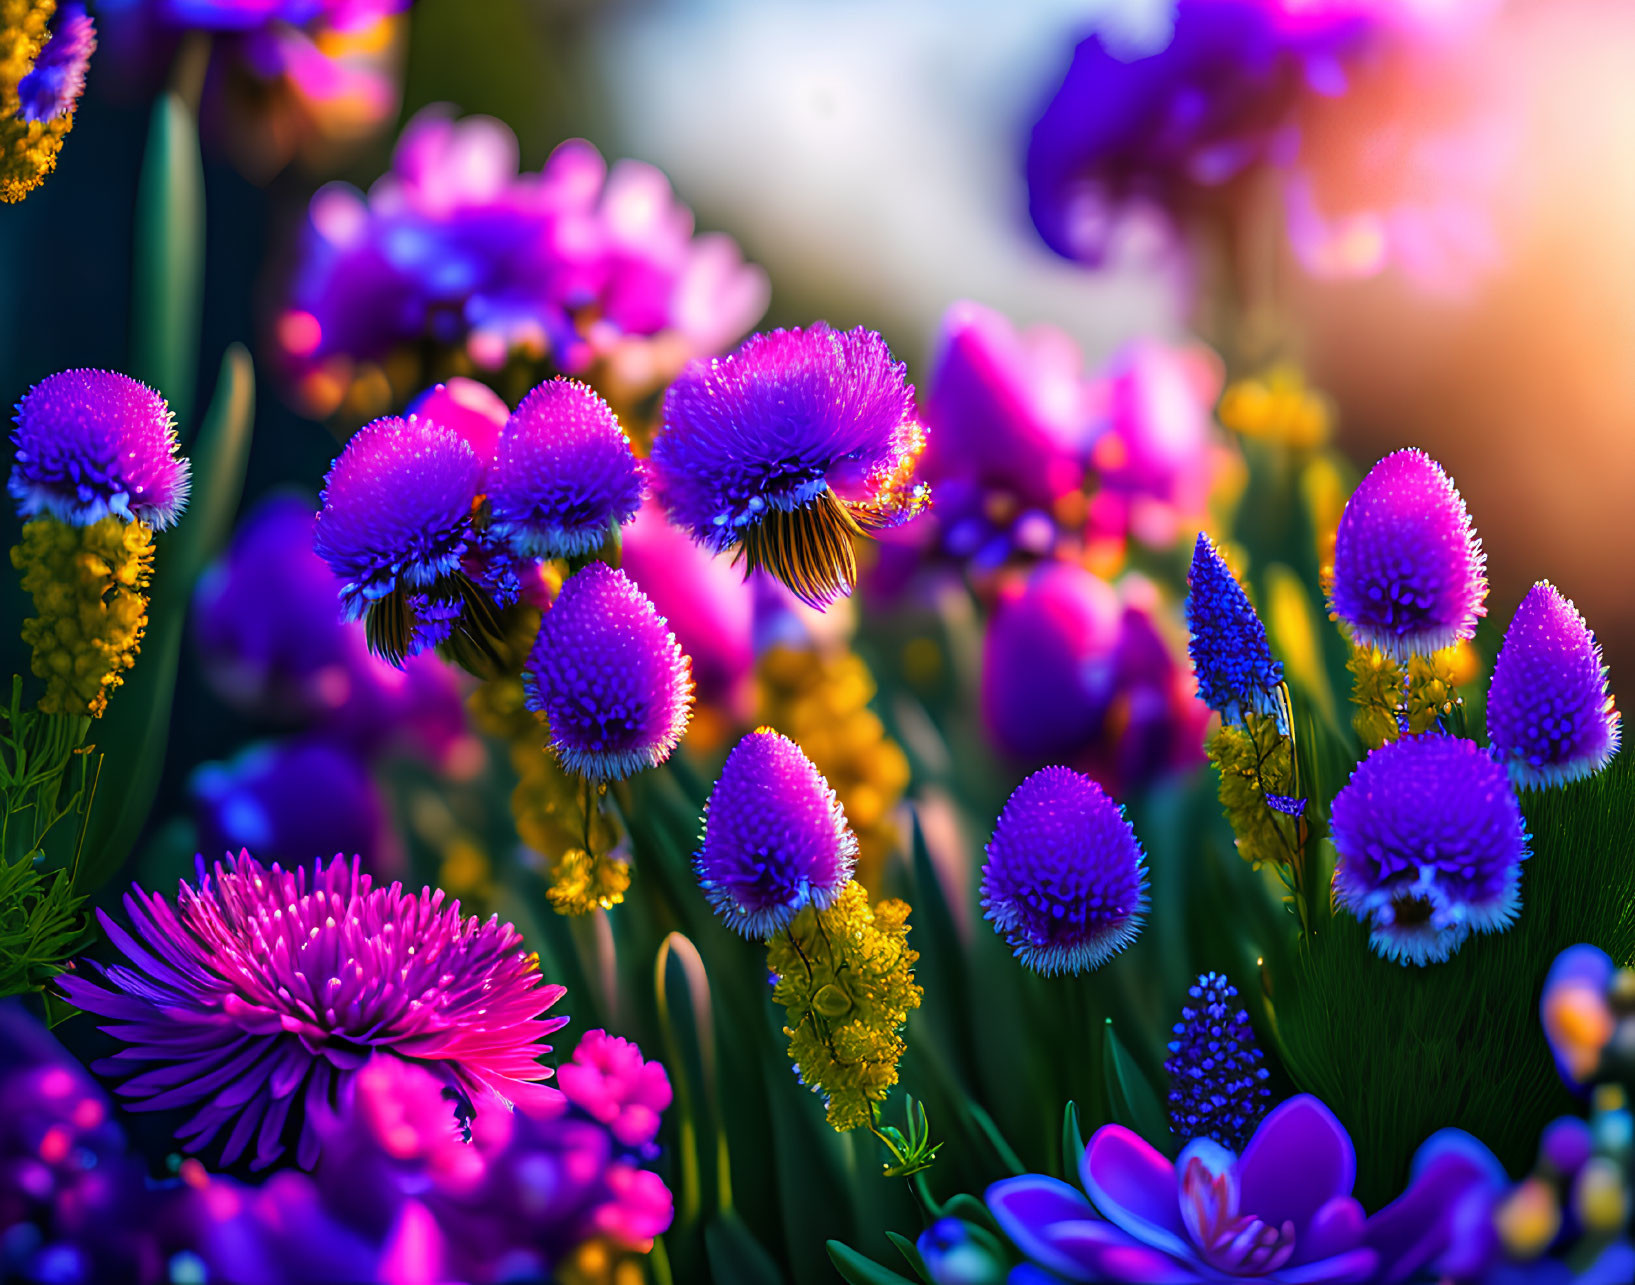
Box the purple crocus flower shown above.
[988,1095,1505,1283]
[1329,735,1528,965]
[522,562,693,780]
[487,378,644,559]
[15,4,95,124]
[650,323,930,608]
[981,766,1148,976]
[1486,582,1621,789]
[1186,532,1284,725]
[8,369,188,529]
[695,727,858,938]
[57,852,568,1171]
[1328,448,1487,659]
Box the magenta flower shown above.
[1486,582,1621,789]
[406,377,509,473]
[57,852,568,1170]
[988,1095,1505,1283]
[1329,449,1486,659]
[555,1029,673,1152]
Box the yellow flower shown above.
[757,645,910,890]
[1207,714,1298,870]
[1346,643,1465,749]
[545,848,631,916]
[2,0,82,204]
[766,880,922,1132]
[11,515,154,717]
[1219,366,1331,450]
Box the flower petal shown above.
[1080,1125,1192,1258]
[1237,1096,1356,1233]
[1363,1128,1503,1283]
[988,1175,1104,1282]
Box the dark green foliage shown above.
[0,859,87,997]
[1272,749,1635,1208]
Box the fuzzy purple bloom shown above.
[1330,735,1528,966]
[695,727,858,938]
[1186,532,1284,725]
[1165,972,1272,1151]
[1487,582,1621,789]
[56,852,568,1172]
[487,378,643,559]
[8,369,188,529]
[650,324,929,607]
[16,3,95,123]
[522,562,693,780]
[981,766,1148,976]
[988,1095,1506,1283]
[1329,448,1487,659]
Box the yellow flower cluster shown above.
[467,627,630,917]
[765,880,922,1132]
[757,646,910,890]
[11,515,154,717]
[1218,366,1331,450]
[2,0,77,204]
[1347,642,1476,749]
[1206,713,1298,870]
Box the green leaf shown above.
[1061,1100,1086,1180]
[703,1213,783,1285]
[1103,1019,1172,1154]
[826,1240,918,1285]
[885,1231,932,1283]
[963,1101,1026,1175]
[75,348,254,892]
[131,93,205,432]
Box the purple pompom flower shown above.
[1330,735,1528,965]
[8,368,188,529]
[987,1095,1506,1283]
[650,323,930,608]
[16,3,95,124]
[695,727,858,937]
[981,766,1148,976]
[1186,533,1284,725]
[1487,581,1620,789]
[488,378,644,559]
[523,562,693,780]
[56,852,568,1171]
[1329,448,1487,659]
[1165,971,1272,1151]
[314,414,517,669]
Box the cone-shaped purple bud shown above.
[9,368,188,529]
[1330,735,1528,966]
[1329,449,1486,659]
[1186,532,1283,724]
[1487,582,1620,789]
[1164,971,1271,1150]
[488,378,644,559]
[695,727,858,937]
[523,563,693,779]
[981,766,1148,976]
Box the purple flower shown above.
[1165,972,1272,1150]
[650,324,930,608]
[1487,582,1621,789]
[522,562,693,780]
[1329,448,1487,659]
[406,377,509,473]
[1540,944,1617,1087]
[1186,533,1285,725]
[1330,735,1528,965]
[57,852,568,1170]
[695,727,858,938]
[277,109,768,418]
[981,766,1148,976]
[988,1095,1505,1283]
[314,413,517,668]
[16,4,95,124]
[190,738,394,874]
[9,369,188,529]
[488,378,643,559]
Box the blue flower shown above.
[1165,971,1272,1150]
[1487,582,1620,789]
[1186,532,1284,725]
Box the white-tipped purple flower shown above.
[695,728,858,938]
[1487,582,1620,789]
[1330,735,1529,966]
[1329,449,1486,659]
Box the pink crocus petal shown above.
[1080,1125,1193,1258]
[1237,1096,1357,1235]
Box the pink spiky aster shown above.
[56,852,567,1171]
[1328,448,1486,659]
[1487,582,1621,789]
